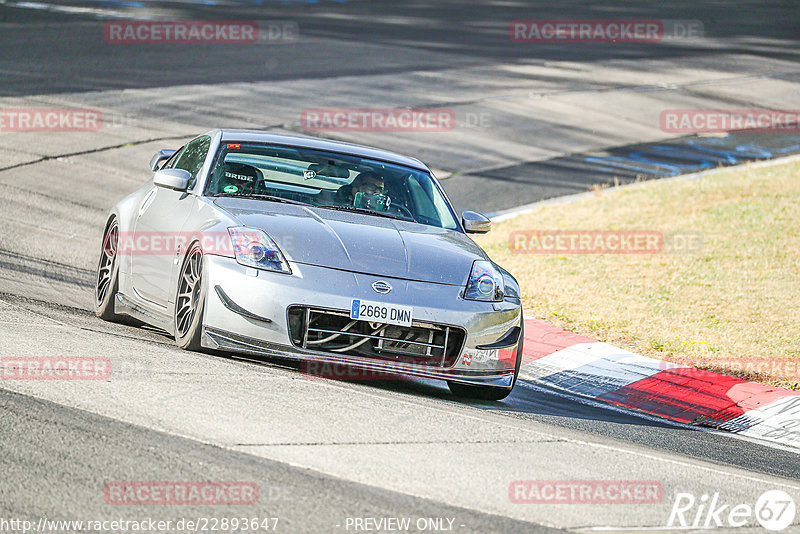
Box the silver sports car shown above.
[95,130,524,400]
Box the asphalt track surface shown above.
[1,1,799,533]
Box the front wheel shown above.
[94,218,123,321]
[174,243,206,351]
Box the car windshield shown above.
[205,142,459,230]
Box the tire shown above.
[174,242,206,351]
[94,218,123,321]
[448,319,524,401]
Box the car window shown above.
[206,142,459,230]
[162,146,185,170]
[407,174,441,226]
[174,136,211,188]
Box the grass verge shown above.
[473,158,800,390]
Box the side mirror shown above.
[150,149,176,171]
[153,168,191,192]
[462,211,492,234]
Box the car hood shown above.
[213,198,487,285]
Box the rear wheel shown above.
[94,218,123,321]
[174,243,206,351]
[448,319,524,401]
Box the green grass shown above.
[473,158,800,390]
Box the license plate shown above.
[350,299,413,327]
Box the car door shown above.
[131,136,211,308]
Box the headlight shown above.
[497,265,520,300]
[464,260,504,302]
[228,227,291,274]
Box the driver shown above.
[334,171,385,206]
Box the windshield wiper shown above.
[318,205,413,222]
[214,193,311,206]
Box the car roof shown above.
[212,129,430,172]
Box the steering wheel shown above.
[240,180,260,195]
[390,202,414,220]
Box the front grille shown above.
[287,306,465,367]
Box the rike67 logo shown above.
[668,490,796,531]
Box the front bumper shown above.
[200,255,522,387]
